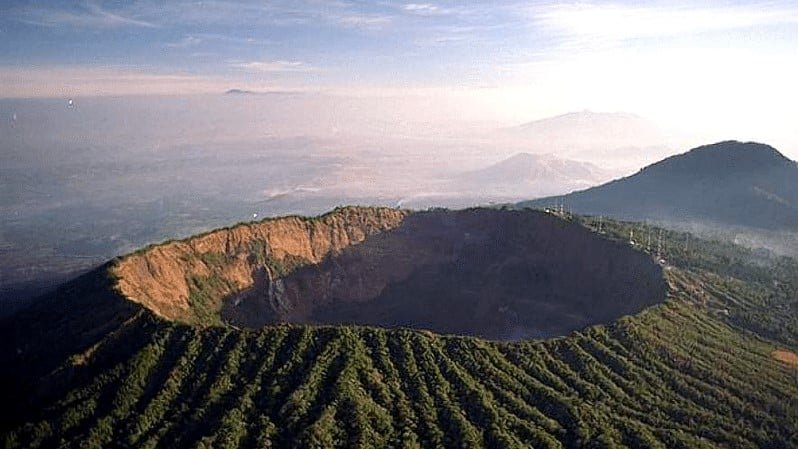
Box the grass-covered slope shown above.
[2,209,798,449]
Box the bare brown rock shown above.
[111,206,409,322]
[772,349,798,369]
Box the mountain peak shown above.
[501,152,547,163]
[648,140,793,176]
[517,110,648,129]
[685,140,788,161]
[506,111,668,171]
[520,141,798,230]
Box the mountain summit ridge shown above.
[640,141,794,176]
[520,140,798,230]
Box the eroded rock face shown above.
[112,207,410,322]
[113,207,666,339]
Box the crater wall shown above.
[112,207,666,339]
[112,207,409,322]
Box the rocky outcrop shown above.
[111,207,409,322]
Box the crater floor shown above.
[224,209,666,339]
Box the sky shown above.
[1,0,798,151]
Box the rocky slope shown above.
[112,207,409,324]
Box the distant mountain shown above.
[225,88,254,95]
[453,152,613,199]
[503,111,671,171]
[512,111,663,148]
[519,141,798,230]
[224,89,300,96]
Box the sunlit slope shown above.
[2,212,798,449]
[111,206,410,324]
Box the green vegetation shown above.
[186,274,228,327]
[184,245,311,326]
[570,213,798,346]
[199,252,228,270]
[249,240,268,266]
[2,213,798,448]
[265,254,310,279]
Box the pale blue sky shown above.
[2,1,797,88]
[2,1,798,146]
[0,1,539,87]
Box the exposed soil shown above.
[772,349,798,369]
[112,207,409,321]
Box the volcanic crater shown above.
[113,207,666,340]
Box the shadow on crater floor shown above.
[223,209,666,340]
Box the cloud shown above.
[410,22,503,48]
[13,2,157,28]
[137,1,393,30]
[529,2,798,45]
[9,1,395,32]
[0,66,219,97]
[175,1,393,31]
[233,60,315,73]
[413,34,467,47]
[164,36,203,48]
[402,3,443,16]
[328,13,392,29]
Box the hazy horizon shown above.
[2,1,798,310]
[2,1,798,153]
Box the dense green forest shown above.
[2,210,798,449]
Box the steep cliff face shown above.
[111,207,409,323]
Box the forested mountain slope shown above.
[1,208,797,449]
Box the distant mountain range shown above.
[224,88,300,96]
[503,111,672,171]
[520,141,798,230]
[511,111,664,148]
[452,152,613,199]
